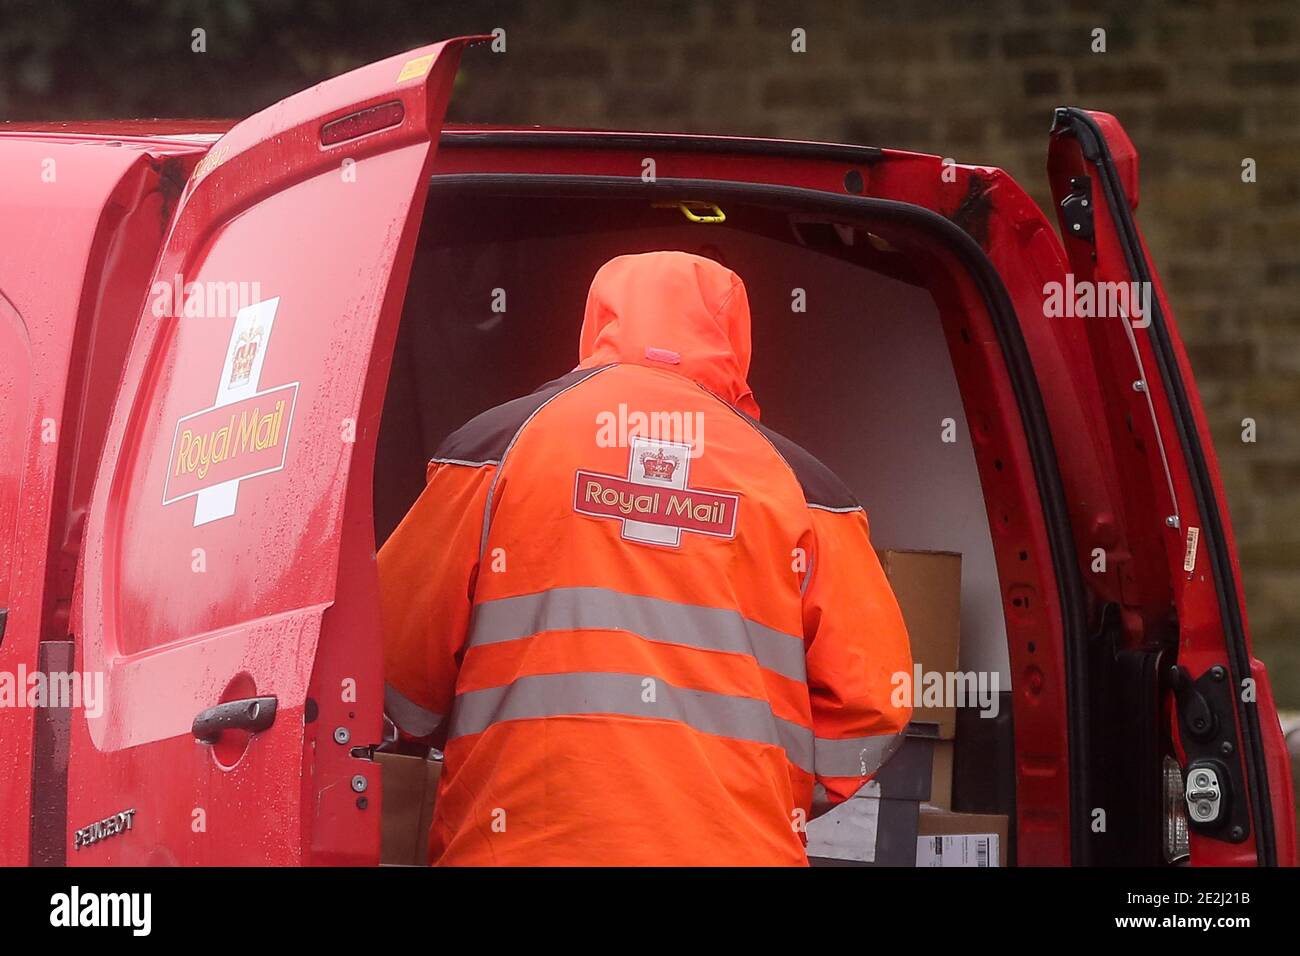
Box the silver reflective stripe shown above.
[429,456,498,468]
[448,671,815,772]
[813,731,905,778]
[807,503,865,514]
[468,587,806,682]
[384,683,444,738]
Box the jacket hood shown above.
[577,251,760,418]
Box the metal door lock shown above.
[1185,764,1223,824]
[1168,664,1247,842]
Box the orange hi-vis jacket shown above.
[380,251,913,866]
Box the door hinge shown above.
[1060,175,1095,243]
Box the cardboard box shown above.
[877,550,962,738]
[376,752,442,866]
[916,807,1007,867]
[929,739,954,810]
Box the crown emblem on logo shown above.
[639,449,678,481]
[229,323,264,387]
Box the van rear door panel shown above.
[66,39,481,865]
[1048,108,1294,866]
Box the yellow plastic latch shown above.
[653,201,726,224]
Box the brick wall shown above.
[438,0,1300,706]
[3,0,1295,704]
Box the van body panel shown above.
[0,140,201,864]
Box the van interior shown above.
[372,183,1020,865]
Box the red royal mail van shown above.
[0,36,1294,867]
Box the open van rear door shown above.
[1048,109,1295,866]
[65,38,484,865]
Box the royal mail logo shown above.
[574,437,738,547]
[162,297,299,526]
[229,322,263,387]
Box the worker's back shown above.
[379,251,912,865]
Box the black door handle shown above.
[192,696,278,744]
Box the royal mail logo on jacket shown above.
[574,436,739,547]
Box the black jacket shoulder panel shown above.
[432,366,606,466]
[747,418,862,512]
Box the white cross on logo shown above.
[621,437,692,546]
[194,297,280,525]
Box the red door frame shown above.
[415,124,1292,865]
[421,141,1096,865]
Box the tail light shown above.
[1163,755,1190,863]
[320,100,405,146]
